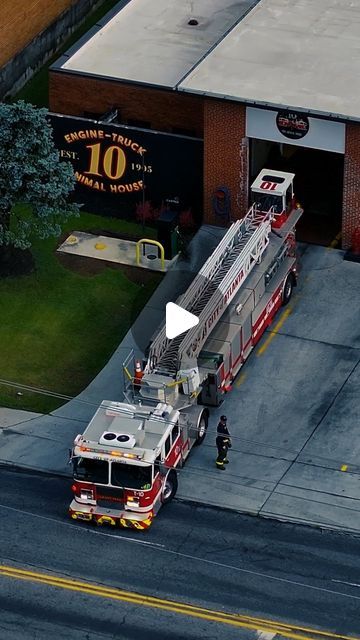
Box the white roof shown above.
[179,0,360,121]
[60,0,254,88]
[251,169,294,195]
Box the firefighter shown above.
[215,415,232,470]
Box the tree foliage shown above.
[0,101,79,249]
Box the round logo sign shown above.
[276,110,309,140]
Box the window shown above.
[171,423,179,443]
[164,435,171,457]
[286,186,293,211]
[73,458,108,484]
[253,192,283,213]
[111,462,152,489]
[262,174,285,184]
[154,455,161,476]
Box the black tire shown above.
[282,273,295,306]
[162,471,178,504]
[195,410,208,446]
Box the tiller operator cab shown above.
[251,169,297,229]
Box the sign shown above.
[276,110,309,140]
[246,107,345,154]
[48,114,203,219]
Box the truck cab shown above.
[251,169,296,228]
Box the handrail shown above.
[136,239,165,271]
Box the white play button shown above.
[166,302,199,340]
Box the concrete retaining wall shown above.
[0,0,106,99]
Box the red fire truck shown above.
[69,169,302,529]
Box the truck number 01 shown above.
[85,143,126,180]
[260,181,277,191]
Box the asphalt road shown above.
[0,467,360,640]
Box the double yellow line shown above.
[0,564,357,640]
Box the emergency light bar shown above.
[77,444,143,461]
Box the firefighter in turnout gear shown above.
[215,415,232,470]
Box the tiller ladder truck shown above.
[69,169,302,529]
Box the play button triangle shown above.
[166,302,199,340]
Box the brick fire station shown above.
[49,0,360,249]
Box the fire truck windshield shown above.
[253,193,283,213]
[111,462,152,490]
[73,457,109,484]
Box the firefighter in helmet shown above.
[215,415,232,470]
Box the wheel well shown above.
[197,408,209,427]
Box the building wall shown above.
[342,124,360,249]
[0,0,105,98]
[49,72,204,137]
[49,70,360,245]
[203,99,248,226]
[0,0,76,68]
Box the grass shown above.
[3,3,162,413]
[13,0,121,107]
[0,212,160,413]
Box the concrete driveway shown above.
[177,244,360,533]
[1,237,360,533]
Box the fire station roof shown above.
[58,0,256,89]
[179,0,360,121]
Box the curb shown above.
[175,496,360,538]
[2,461,359,538]
[0,460,71,479]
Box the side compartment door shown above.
[179,414,190,459]
[242,314,252,356]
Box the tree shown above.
[0,101,79,254]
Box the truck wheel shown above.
[162,471,178,504]
[195,410,208,446]
[282,273,294,306]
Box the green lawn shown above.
[0,213,160,413]
[3,3,163,413]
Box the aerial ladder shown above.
[69,170,301,530]
[123,169,302,409]
[144,205,272,380]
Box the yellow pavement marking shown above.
[327,232,342,250]
[0,565,357,640]
[257,308,292,356]
[235,372,246,388]
[341,465,348,472]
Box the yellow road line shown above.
[235,372,246,388]
[257,308,292,356]
[327,231,342,250]
[0,565,357,640]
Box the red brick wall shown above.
[203,99,248,226]
[343,123,360,249]
[49,72,204,136]
[0,0,77,67]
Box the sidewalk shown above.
[1,233,360,534]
